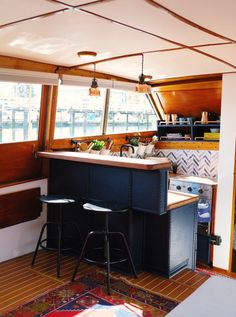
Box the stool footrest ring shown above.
[84,247,127,265]
[39,239,71,252]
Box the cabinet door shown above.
[143,203,197,278]
[169,204,197,275]
[143,213,170,275]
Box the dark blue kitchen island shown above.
[38,151,198,278]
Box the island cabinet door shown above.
[168,203,197,275]
[131,169,168,215]
[143,203,197,278]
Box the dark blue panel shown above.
[89,165,130,205]
[132,169,168,215]
[49,160,89,199]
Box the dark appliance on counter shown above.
[169,175,218,265]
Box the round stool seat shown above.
[83,200,128,213]
[39,194,75,204]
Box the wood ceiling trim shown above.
[150,73,222,87]
[0,8,69,30]
[71,42,232,69]
[0,1,235,73]
[0,0,235,79]
[71,8,236,70]
[57,66,137,82]
[0,0,110,30]
[154,81,222,92]
[46,0,112,8]
[0,54,57,73]
[0,54,137,82]
[145,0,236,44]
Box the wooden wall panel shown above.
[0,141,42,186]
[50,131,156,152]
[154,78,222,119]
[0,187,41,228]
[157,88,221,119]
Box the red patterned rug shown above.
[3,273,178,317]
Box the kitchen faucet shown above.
[120,144,135,157]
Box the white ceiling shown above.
[0,0,235,81]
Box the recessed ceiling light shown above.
[77,51,97,59]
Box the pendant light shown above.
[89,63,100,96]
[135,54,151,93]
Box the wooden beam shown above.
[150,74,222,87]
[0,55,57,73]
[57,67,137,83]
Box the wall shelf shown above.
[157,120,220,143]
[156,141,219,151]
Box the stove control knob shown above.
[176,185,181,190]
[187,187,192,192]
[198,188,203,194]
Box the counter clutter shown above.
[73,135,159,159]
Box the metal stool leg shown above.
[57,222,62,278]
[57,204,63,278]
[72,231,94,281]
[31,222,48,266]
[105,232,111,295]
[117,232,137,278]
[67,221,83,242]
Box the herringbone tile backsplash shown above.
[156,149,218,179]
[112,149,218,179]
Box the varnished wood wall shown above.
[153,76,222,119]
[0,141,42,186]
[0,188,41,228]
[51,131,156,152]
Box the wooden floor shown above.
[0,250,209,315]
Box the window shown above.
[106,90,158,134]
[0,82,42,143]
[54,86,106,139]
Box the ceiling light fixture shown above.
[135,54,151,93]
[77,51,97,59]
[89,63,100,97]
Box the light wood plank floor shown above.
[0,250,209,315]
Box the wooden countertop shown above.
[167,190,199,210]
[169,173,217,186]
[37,151,171,171]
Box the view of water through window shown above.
[54,86,106,139]
[0,82,42,143]
[107,90,157,134]
[55,86,157,138]
[0,82,158,143]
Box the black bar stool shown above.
[71,200,137,294]
[32,194,81,278]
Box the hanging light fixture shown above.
[135,54,151,93]
[89,63,100,96]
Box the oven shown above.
[169,175,217,265]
